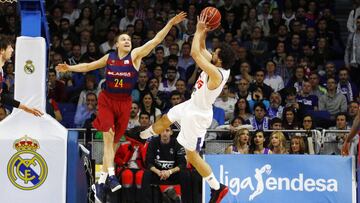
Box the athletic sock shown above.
[99,172,108,184]
[204,173,220,190]
[108,167,115,176]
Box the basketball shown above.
[200,7,221,30]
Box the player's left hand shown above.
[19,104,43,117]
[168,12,187,26]
[197,13,210,33]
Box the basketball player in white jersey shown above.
[141,13,235,203]
[342,106,360,156]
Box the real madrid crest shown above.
[7,135,48,190]
[24,60,35,74]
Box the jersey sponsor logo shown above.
[155,160,175,169]
[7,135,48,190]
[107,71,132,77]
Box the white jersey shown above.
[190,68,230,110]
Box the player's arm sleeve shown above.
[0,94,20,108]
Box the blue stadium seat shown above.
[58,103,77,128]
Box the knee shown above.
[135,170,144,188]
[121,169,134,188]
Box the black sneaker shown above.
[209,184,229,203]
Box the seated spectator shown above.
[248,86,270,113]
[128,102,140,130]
[225,128,250,154]
[249,130,272,154]
[142,127,192,203]
[248,102,270,130]
[348,101,359,126]
[47,69,67,102]
[267,92,284,119]
[175,79,191,101]
[249,69,273,100]
[214,83,237,123]
[140,92,161,124]
[216,117,247,140]
[322,113,352,155]
[114,126,147,203]
[74,92,97,127]
[289,136,306,154]
[139,111,152,129]
[269,131,288,154]
[286,66,307,93]
[234,62,253,85]
[159,66,178,94]
[296,81,319,112]
[234,98,253,121]
[235,78,252,100]
[264,60,284,92]
[163,90,183,114]
[135,71,149,97]
[337,68,358,103]
[77,74,98,107]
[47,98,62,122]
[270,117,283,130]
[319,78,347,121]
[309,72,327,99]
[148,77,168,112]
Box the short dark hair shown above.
[139,111,150,118]
[170,90,181,98]
[253,102,266,112]
[0,38,12,51]
[336,112,347,120]
[270,117,282,126]
[155,46,164,52]
[218,43,235,70]
[168,54,178,61]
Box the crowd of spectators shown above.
[1,0,360,201]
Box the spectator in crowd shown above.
[283,87,304,118]
[235,78,252,100]
[323,113,351,155]
[319,78,348,120]
[270,117,283,130]
[150,46,167,72]
[175,79,191,101]
[248,86,270,113]
[289,135,306,154]
[142,127,192,203]
[282,106,300,132]
[249,102,270,130]
[244,26,268,66]
[178,42,195,72]
[278,55,296,86]
[62,1,80,25]
[214,83,237,123]
[348,101,359,126]
[0,105,8,121]
[119,7,138,32]
[77,74,97,107]
[309,72,327,98]
[135,71,149,97]
[249,69,273,100]
[347,1,360,33]
[337,68,358,103]
[241,8,262,39]
[282,0,296,28]
[94,5,117,41]
[74,92,97,127]
[233,98,253,121]
[81,41,102,63]
[296,80,319,112]
[99,29,117,54]
[225,128,250,154]
[249,130,272,154]
[74,7,94,36]
[168,54,186,80]
[163,90,183,114]
[264,60,284,92]
[267,92,284,119]
[152,65,163,84]
[320,62,337,86]
[344,16,360,85]
[159,66,178,94]
[268,8,286,37]
[147,77,167,112]
[47,69,67,102]
[234,62,253,85]
[216,116,247,140]
[128,102,140,130]
[59,18,77,43]
[271,41,287,69]
[67,44,82,65]
[114,126,147,203]
[286,66,307,93]
[140,92,161,124]
[139,111,151,129]
[47,98,63,122]
[269,131,288,154]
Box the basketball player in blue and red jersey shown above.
[0,39,43,117]
[56,12,186,203]
[342,105,360,157]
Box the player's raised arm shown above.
[131,12,186,68]
[191,14,222,89]
[199,25,212,62]
[55,54,108,73]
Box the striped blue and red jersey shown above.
[103,51,138,99]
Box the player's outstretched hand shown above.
[341,140,350,156]
[55,62,70,72]
[196,13,210,33]
[19,104,44,117]
[168,11,187,26]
